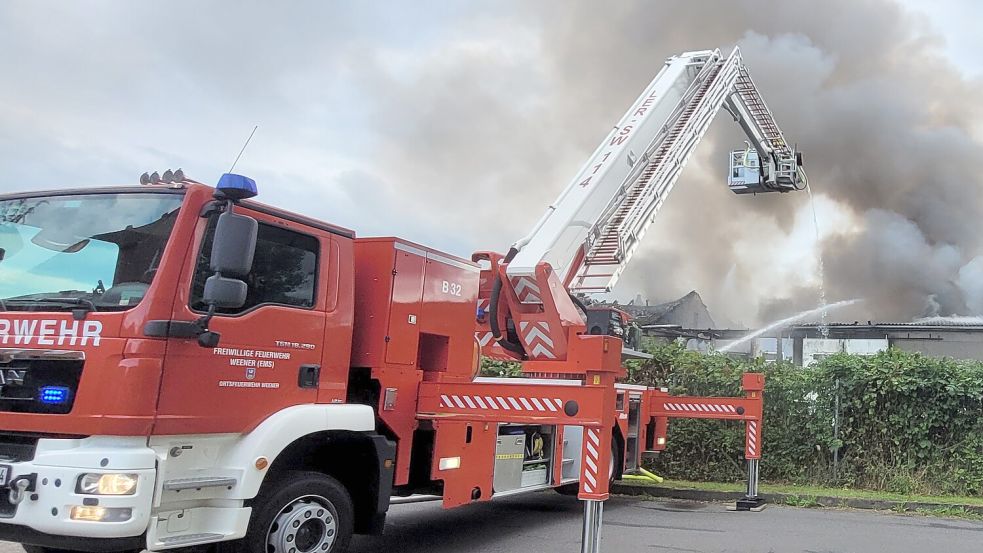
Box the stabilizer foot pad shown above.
[735,497,766,511]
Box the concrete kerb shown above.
[611,482,983,516]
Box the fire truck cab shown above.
[0,178,420,553]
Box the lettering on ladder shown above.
[0,318,102,347]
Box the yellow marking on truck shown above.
[495,453,525,460]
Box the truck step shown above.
[163,476,238,491]
[159,533,225,547]
[390,494,443,505]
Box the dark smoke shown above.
[356,0,983,325]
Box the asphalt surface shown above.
[3,493,983,553]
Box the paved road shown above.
[4,493,983,553]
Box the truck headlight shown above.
[76,473,138,495]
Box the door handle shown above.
[298,364,320,389]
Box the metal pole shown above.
[746,458,760,499]
[580,500,604,553]
[833,377,840,480]
[776,330,784,362]
[736,457,763,510]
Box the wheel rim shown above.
[267,495,337,553]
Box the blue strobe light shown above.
[216,173,258,200]
[39,386,71,405]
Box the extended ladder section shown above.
[506,47,805,297]
[725,65,803,194]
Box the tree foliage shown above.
[630,343,983,496]
[479,357,523,377]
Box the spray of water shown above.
[718,298,862,353]
[805,183,829,338]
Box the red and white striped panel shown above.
[511,276,543,304]
[662,402,738,414]
[475,332,516,361]
[439,393,563,413]
[476,298,489,313]
[518,321,556,360]
[745,419,760,459]
[581,428,601,494]
[476,331,498,348]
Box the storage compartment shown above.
[351,238,480,375]
[561,426,583,481]
[494,432,526,492]
[625,396,641,471]
[494,424,556,493]
[520,467,549,487]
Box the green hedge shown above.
[627,343,983,496]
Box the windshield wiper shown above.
[3,297,98,320]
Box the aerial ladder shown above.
[468,46,805,551]
[476,46,805,362]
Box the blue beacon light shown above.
[39,386,71,405]
[216,173,258,200]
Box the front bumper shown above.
[0,436,156,544]
[0,523,146,553]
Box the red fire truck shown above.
[0,47,803,553]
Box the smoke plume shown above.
[354,0,983,325]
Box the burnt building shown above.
[619,290,716,329]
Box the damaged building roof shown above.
[598,290,717,329]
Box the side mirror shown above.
[210,210,258,277]
[203,275,248,309]
[196,209,257,347]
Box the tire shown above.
[240,471,354,553]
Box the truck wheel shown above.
[243,471,353,553]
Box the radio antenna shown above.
[228,125,259,174]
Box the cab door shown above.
[154,206,327,435]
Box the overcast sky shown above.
[2,1,981,326]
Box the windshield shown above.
[0,192,184,312]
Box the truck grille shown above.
[0,433,39,463]
[0,350,84,415]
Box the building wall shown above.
[799,338,888,367]
[788,329,983,365]
[889,330,983,361]
[753,337,793,362]
[648,326,983,365]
